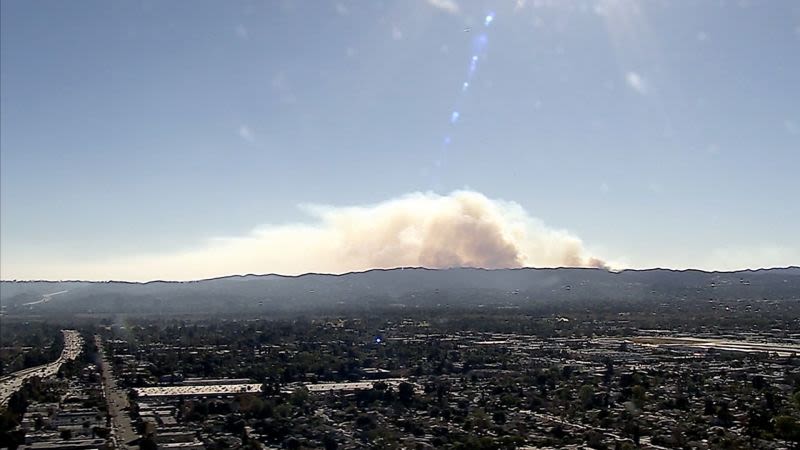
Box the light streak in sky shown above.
[436,12,495,181]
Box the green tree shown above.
[289,386,309,407]
[322,433,338,450]
[775,416,800,447]
[631,385,646,409]
[139,433,158,450]
[398,382,415,405]
[580,385,596,409]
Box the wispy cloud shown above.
[647,181,663,194]
[235,24,248,39]
[238,125,254,143]
[625,71,647,95]
[426,0,459,15]
[784,119,798,135]
[391,25,404,41]
[271,71,296,104]
[335,2,348,16]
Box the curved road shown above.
[0,329,83,406]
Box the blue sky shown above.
[1,0,798,280]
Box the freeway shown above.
[0,329,83,406]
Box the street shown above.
[95,335,138,449]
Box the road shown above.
[0,329,83,406]
[95,335,138,449]
[631,336,800,357]
[522,410,670,450]
[21,290,70,306]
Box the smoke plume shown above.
[7,191,606,281]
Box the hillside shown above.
[1,267,798,315]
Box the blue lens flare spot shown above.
[434,11,494,170]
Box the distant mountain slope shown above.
[1,267,798,314]
[0,281,90,307]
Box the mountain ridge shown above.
[2,265,799,285]
[2,266,798,315]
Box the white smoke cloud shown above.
[4,191,605,281]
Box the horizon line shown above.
[1,264,798,285]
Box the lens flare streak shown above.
[436,12,495,175]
